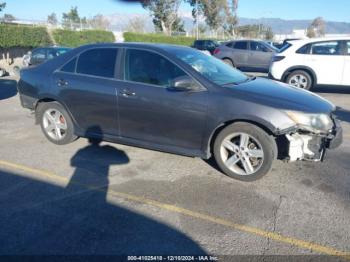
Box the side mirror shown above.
[170,76,200,92]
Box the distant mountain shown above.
[105,13,350,34]
[238,18,350,34]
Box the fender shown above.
[35,93,82,134]
[203,115,279,159]
[282,66,318,85]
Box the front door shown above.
[118,48,208,151]
[53,48,120,136]
[342,41,350,86]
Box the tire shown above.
[222,58,234,67]
[286,70,313,90]
[37,101,78,145]
[213,122,277,182]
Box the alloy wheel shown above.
[220,132,264,176]
[42,109,68,141]
[288,74,308,89]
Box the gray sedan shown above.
[213,40,278,72]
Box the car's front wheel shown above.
[37,102,77,145]
[213,122,277,181]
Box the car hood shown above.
[229,77,335,114]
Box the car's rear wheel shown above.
[222,58,234,67]
[37,102,77,145]
[286,70,313,90]
[213,122,276,181]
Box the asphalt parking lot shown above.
[0,75,350,260]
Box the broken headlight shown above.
[286,111,333,133]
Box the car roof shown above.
[76,42,194,53]
[32,46,71,51]
[287,36,350,46]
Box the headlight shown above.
[286,111,333,132]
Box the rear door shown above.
[53,48,120,136]
[304,41,345,85]
[342,41,350,85]
[248,41,274,70]
[231,41,249,67]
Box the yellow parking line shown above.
[0,159,349,260]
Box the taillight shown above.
[272,56,285,62]
[213,48,220,55]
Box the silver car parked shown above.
[213,40,278,72]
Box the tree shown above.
[47,12,58,26]
[3,13,15,22]
[0,2,5,12]
[142,0,183,35]
[307,17,325,38]
[264,27,274,40]
[89,14,111,30]
[62,6,85,30]
[223,0,239,36]
[127,16,146,33]
[187,0,229,32]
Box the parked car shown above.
[17,43,342,181]
[213,40,278,72]
[269,37,350,90]
[23,47,71,66]
[192,40,220,55]
[0,67,6,77]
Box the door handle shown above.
[121,89,136,97]
[57,79,68,87]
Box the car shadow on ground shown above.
[313,85,350,94]
[0,79,17,101]
[0,131,206,255]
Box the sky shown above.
[3,0,350,23]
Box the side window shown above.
[226,42,234,48]
[31,49,46,60]
[296,44,310,54]
[77,48,118,78]
[310,41,341,55]
[233,41,248,50]
[347,42,350,55]
[125,49,188,88]
[61,58,77,73]
[250,42,269,52]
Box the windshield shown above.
[173,48,249,86]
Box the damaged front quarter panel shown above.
[277,118,343,162]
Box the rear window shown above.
[77,48,118,78]
[296,44,311,54]
[278,43,292,53]
[233,42,248,50]
[61,58,77,73]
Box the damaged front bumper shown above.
[284,119,343,162]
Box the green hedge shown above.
[124,32,196,46]
[0,24,52,48]
[53,29,115,47]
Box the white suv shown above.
[269,37,350,90]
